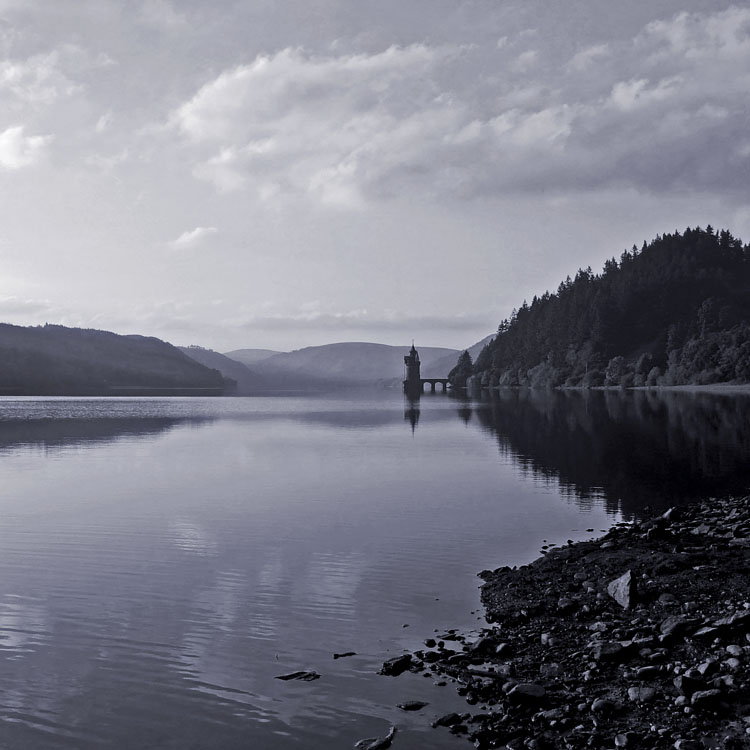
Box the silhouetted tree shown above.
[449,350,474,388]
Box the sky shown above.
[0,0,748,352]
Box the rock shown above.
[725,657,741,671]
[636,666,661,679]
[507,683,546,705]
[608,570,637,609]
[495,642,513,657]
[615,733,639,747]
[334,651,357,659]
[696,660,719,677]
[354,727,397,750]
[690,689,723,709]
[423,638,436,648]
[628,686,656,703]
[673,674,704,697]
[693,626,720,641]
[660,616,697,637]
[397,701,428,711]
[539,662,561,678]
[726,644,742,657]
[274,670,321,681]
[673,741,702,750]
[432,712,462,728]
[591,698,619,715]
[379,655,413,676]
[591,641,628,662]
[470,636,496,655]
[713,610,750,629]
[557,597,577,614]
[537,708,565,723]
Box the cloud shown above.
[0,125,50,168]
[167,226,219,250]
[567,43,610,71]
[0,295,51,315]
[95,110,113,133]
[0,47,84,105]
[231,308,490,333]
[84,148,129,171]
[163,7,750,206]
[170,44,464,203]
[139,0,187,30]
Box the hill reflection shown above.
[466,389,750,517]
[0,416,213,454]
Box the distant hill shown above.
[224,348,281,367]
[179,346,266,395]
[473,226,750,388]
[0,323,229,395]
[243,342,460,390]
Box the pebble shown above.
[628,686,656,703]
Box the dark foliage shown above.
[474,226,750,387]
[448,350,473,387]
[0,323,231,395]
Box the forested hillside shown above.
[472,227,750,387]
[0,324,230,395]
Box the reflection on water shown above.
[462,388,750,515]
[0,391,746,748]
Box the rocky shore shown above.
[380,496,750,749]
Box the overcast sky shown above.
[0,0,748,352]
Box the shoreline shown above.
[380,496,750,749]
[471,384,750,395]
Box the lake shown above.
[0,389,748,749]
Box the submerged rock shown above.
[379,654,412,676]
[354,726,397,750]
[274,670,321,681]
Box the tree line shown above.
[451,226,750,388]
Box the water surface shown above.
[0,390,747,748]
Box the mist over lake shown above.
[0,390,747,749]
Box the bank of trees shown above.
[471,226,750,387]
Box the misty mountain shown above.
[0,323,229,395]
[473,226,750,388]
[179,346,267,395]
[224,348,281,367]
[242,342,460,389]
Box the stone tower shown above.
[403,343,421,393]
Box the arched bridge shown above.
[404,378,450,393]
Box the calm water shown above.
[0,389,748,749]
